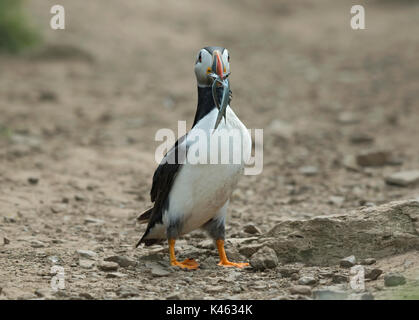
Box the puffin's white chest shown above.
[165,106,251,234]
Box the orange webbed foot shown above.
[217,261,249,268]
[171,258,199,270]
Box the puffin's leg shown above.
[202,201,249,268]
[216,239,249,268]
[168,239,199,269]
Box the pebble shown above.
[289,285,312,296]
[105,272,127,279]
[356,150,391,167]
[97,261,119,272]
[298,166,318,176]
[328,196,345,207]
[337,112,359,124]
[150,263,171,277]
[239,244,264,258]
[28,177,39,185]
[3,237,10,245]
[385,170,419,187]
[249,246,278,271]
[79,259,95,269]
[360,258,376,265]
[313,287,348,300]
[76,249,97,260]
[79,292,94,299]
[279,267,299,278]
[365,268,383,281]
[30,240,45,248]
[349,132,374,144]
[166,293,183,300]
[104,255,137,268]
[84,217,105,225]
[332,274,348,284]
[298,276,317,286]
[116,285,139,298]
[197,239,214,249]
[243,223,261,235]
[384,273,406,287]
[205,285,224,294]
[340,255,356,268]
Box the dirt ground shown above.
[0,0,418,299]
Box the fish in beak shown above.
[209,50,230,130]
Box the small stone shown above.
[150,264,171,277]
[385,170,419,187]
[365,268,383,281]
[279,267,299,278]
[361,258,376,265]
[79,259,95,269]
[349,132,374,144]
[243,223,261,235]
[356,150,391,167]
[289,285,312,296]
[332,274,348,284]
[343,155,360,171]
[97,261,119,272]
[298,276,317,286]
[384,273,406,287]
[328,196,345,207]
[28,177,39,185]
[338,112,359,124]
[116,285,139,298]
[3,237,10,245]
[76,250,97,260]
[83,217,104,224]
[361,292,374,300]
[47,256,60,264]
[197,239,214,249]
[50,204,66,214]
[106,272,127,279]
[39,90,57,102]
[249,246,278,271]
[166,293,183,300]
[79,292,94,299]
[104,255,136,268]
[34,288,53,298]
[205,285,224,294]
[30,240,45,248]
[74,194,86,202]
[340,255,356,268]
[298,166,318,176]
[313,288,348,300]
[238,244,264,258]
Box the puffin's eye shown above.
[198,52,202,63]
[228,54,230,62]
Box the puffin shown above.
[136,46,252,269]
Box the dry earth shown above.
[0,0,418,299]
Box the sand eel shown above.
[136,46,252,269]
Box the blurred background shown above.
[0,0,418,299]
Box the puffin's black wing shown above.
[136,134,188,247]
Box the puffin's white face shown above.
[194,47,230,87]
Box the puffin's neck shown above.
[192,86,224,128]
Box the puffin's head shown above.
[194,46,230,87]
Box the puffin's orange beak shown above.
[213,51,224,80]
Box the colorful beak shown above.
[212,51,224,80]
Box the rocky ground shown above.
[0,0,419,300]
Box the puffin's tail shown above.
[136,207,153,224]
[135,207,161,248]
